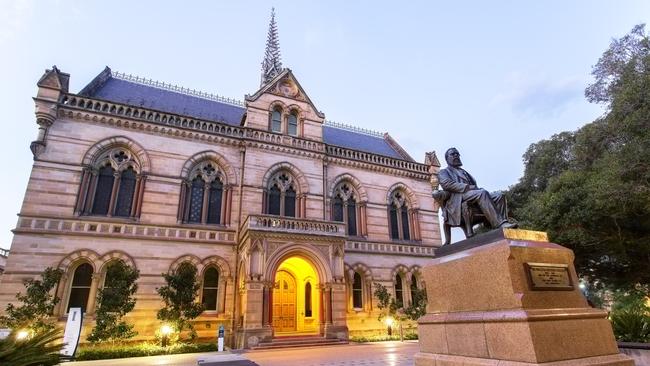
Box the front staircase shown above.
[251,334,348,350]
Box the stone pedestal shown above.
[415,229,634,366]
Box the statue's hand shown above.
[466,184,477,191]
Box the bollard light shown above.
[160,324,173,347]
[384,316,394,336]
[16,329,30,341]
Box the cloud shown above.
[0,0,34,44]
[490,72,585,119]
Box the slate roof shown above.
[78,68,409,160]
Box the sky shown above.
[0,0,648,248]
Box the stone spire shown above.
[260,8,283,87]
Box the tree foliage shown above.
[506,24,650,290]
[0,328,64,366]
[156,262,204,339]
[609,287,650,342]
[373,283,427,340]
[87,260,140,344]
[0,268,63,333]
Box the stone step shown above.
[251,336,348,350]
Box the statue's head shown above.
[445,147,462,167]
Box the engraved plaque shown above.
[525,263,574,291]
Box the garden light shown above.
[384,316,394,336]
[16,329,30,340]
[160,324,173,347]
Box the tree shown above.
[373,283,427,340]
[87,260,139,344]
[0,268,63,334]
[156,262,204,340]
[506,24,650,291]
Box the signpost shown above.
[61,307,83,358]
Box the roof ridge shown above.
[323,120,384,138]
[111,71,245,107]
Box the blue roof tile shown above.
[84,77,245,126]
[322,126,403,159]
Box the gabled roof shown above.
[77,67,412,161]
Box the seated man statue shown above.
[435,147,516,245]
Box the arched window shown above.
[332,183,359,236]
[81,146,145,218]
[305,282,312,317]
[68,263,93,313]
[202,267,219,311]
[410,273,419,304]
[352,272,363,309]
[265,172,297,217]
[395,273,404,308]
[271,108,282,133]
[181,161,227,225]
[388,191,411,240]
[288,112,298,136]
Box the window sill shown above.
[180,222,229,229]
[77,214,139,223]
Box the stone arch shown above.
[82,136,151,173]
[58,249,101,272]
[286,104,306,120]
[329,173,368,202]
[261,162,310,195]
[97,250,137,274]
[386,182,419,209]
[200,255,232,279]
[264,243,332,284]
[180,150,237,185]
[169,254,202,272]
[391,264,410,280]
[269,100,288,112]
[344,262,373,281]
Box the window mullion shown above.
[201,182,210,224]
[396,206,404,240]
[107,171,121,217]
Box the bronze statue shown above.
[433,147,517,245]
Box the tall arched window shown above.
[332,183,359,236]
[202,267,219,311]
[80,146,145,218]
[305,282,312,317]
[271,108,282,133]
[264,172,297,217]
[288,111,298,136]
[68,263,93,313]
[388,191,411,240]
[181,161,227,225]
[410,273,419,304]
[395,274,404,307]
[352,272,363,309]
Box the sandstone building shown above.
[0,13,442,347]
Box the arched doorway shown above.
[272,256,320,335]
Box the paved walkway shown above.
[68,341,419,366]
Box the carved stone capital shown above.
[29,140,46,160]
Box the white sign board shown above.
[0,328,10,340]
[61,307,83,357]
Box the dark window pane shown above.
[207,180,223,224]
[268,185,281,215]
[204,267,219,287]
[401,208,410,240]
[115,167,136,217]
[92,165,115,215]
[395,274,403,307]
[189,177,205,223]
[347,200,357,236]
[288,114,298,135]
[353,272,363,308]
[305,282,312,317]
[68,263,93,313]
[389,204,399,239]
[202,289,218,310]
[285,186,296,217]
[333,196,344,222]
[410,274,418,304]
[271,110,282,132]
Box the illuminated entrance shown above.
[272,256,320,334]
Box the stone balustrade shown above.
[60,94,429,175]
[15,216,236,243]
[345,240,435,257]
[243,214,347,237]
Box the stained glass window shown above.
[389,204,399,239]
[207,179,223,224]
[271,109,282,132]
[115,167,136,217]
[189,177,205,223]
[332,196,344,222]
[401,208,410,240]
[347,200,357,236]
[268,185,281,215]
[202,267,219,311]
[92,165,115,215]
[285,186,296,217]
[288,113,298,135]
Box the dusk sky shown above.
[1,0,648,248]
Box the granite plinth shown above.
[416,229,633,366]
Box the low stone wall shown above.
[619,342,650,366]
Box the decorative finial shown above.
[261,7,283,87]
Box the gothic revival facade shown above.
[0,14,442,348]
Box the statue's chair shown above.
[432,190,488,245]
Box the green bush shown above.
[609,288,650,342]
[75,342,219,361]
[350,333,418,343]
[0,328,64,366]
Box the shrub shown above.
[350,333,418,343]
[75,342,219,361]
[610,288,650,342]
[0,328,64,366]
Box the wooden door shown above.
[273,270,296,332]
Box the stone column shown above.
[201,182,210,223]
[53,273,68,316]
[86,273,102,315]
[107,172,120,216]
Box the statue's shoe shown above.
[498,221,518,229]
